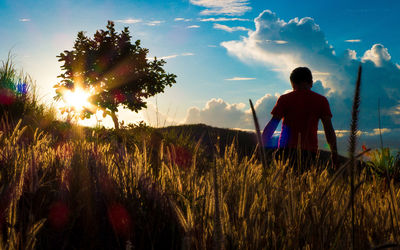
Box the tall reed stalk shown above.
[212,159,223,250]
[249,99,267,175]
[348,65,362,249]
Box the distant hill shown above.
[156,123,347,166]
[157,123,258,158]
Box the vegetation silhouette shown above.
[54,21,176,129]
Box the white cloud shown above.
[147,20,165,26]
[183,94,280,129]
[221,10,343,94]
[369,128,391,136]
[115,18,142,24]
[362,44,391,67]
[200,17,250,22]
[175,17,192,22]
[265,40,288,44]
[190,0,251,16]
[187,25,200,29]
[159,54,179,60]
[157,52,195,60]
[184,98,251,128]
[225,77,256,80]
[345,39,361,43]
[213,23,251,32]
[19,18,31,22]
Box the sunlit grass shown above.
[0,121,399,249]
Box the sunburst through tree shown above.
[54,21,176,128]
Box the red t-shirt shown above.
[271,89,332,152]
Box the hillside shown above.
[156,123,348,167]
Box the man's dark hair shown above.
[290,67,313,85]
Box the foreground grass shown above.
[0,122,399,249]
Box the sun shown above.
[63,88,91,111]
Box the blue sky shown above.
[1,0,399,151]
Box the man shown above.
[262,67,338,171]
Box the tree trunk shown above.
[110,111,119,130]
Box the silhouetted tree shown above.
[54,21,176,129]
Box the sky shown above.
[1,0,400,153]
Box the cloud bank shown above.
[184,94,279,129]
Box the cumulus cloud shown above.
[19,18,31,22]
[187,25,200,29]
[213,23,251,32]
[362,44,391,67]
[184,98,250,128]
[217,9,400,132]
[183,94,280,129]
[200,17,250,22]
[115,18,142,24]
[190,0,251,16]
[225,77,256,80]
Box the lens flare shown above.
[63,88,91,111]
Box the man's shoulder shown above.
[280,91,294,98]
[279,90,328,102]
[309,90,327,99]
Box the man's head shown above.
[290,67,313,90]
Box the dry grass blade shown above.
[212,160,223,249]
[320,148,371,201]
[249,99,268,175]
[348,64,362,250]
[371,242,400,250]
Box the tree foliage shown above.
[54,21,176,128]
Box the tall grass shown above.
[1,120,400,249]
[348,65,362,249]
[0,53,56,130]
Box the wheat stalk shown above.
[249,99,268,175]
[348,64,362,249]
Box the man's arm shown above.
[262,116,281,148]
[321,116,338,168]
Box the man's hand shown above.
[331,151,339,170]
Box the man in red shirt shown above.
[262,67,338,170]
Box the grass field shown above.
[0,119,398,249]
